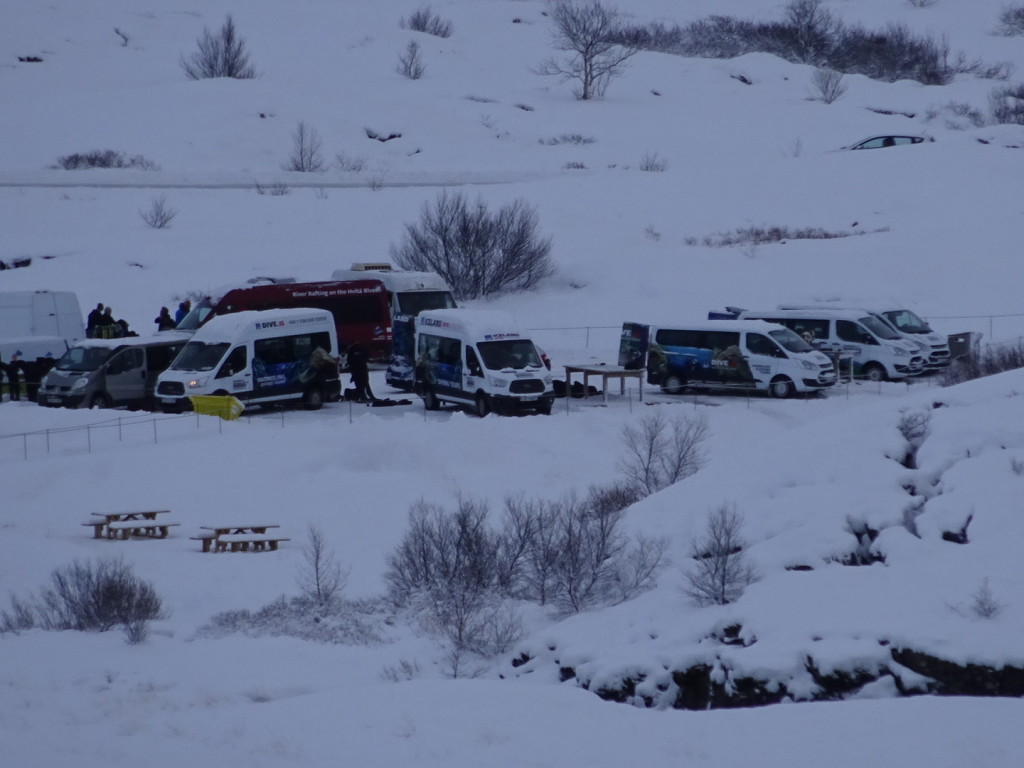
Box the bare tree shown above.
[619,411,709,497]
[534,1,639,100]
[390,190,554,299]
[139,195,177,229]
[970,577,1005,619]
[811,67,847,103]
[396,40,426,80]
[684,504,759,606]
[180,15,257,80]
[284,121,326,173]
[296,525,347,606]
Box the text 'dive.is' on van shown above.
[620,320,837,399]
[156,308,341,412]
[414,309,554,416]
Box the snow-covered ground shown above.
[2,1,1024,765]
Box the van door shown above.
[836,319,875,371]
[215,345,250,396]
[704,330,751,387]
[105,347,146,404]
[744,332,786,384]
[464,345,484,395]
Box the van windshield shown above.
[175,298,215,331]
[882,309,931,334]
[395,291,457,316]
[477,340,542,370]
[768,328,813,354]
[56,346,115,373]
[170,341,230,372]
[859,315,900,340]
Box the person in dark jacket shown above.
[95,306,117,339]
[346,342,375,402]
[86,303,104,338]
[155,307,176,331]
[3,351,23,401]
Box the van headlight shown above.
[892,347,908,357]
[187,377,208,388]
[72,377,90,390]
[800,360,817,371]
[489,377,510,389]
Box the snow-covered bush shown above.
[180,15,257,80]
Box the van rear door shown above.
[105,348,146,404]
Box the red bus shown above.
[176,279,392,362]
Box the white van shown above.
[778,303,951,370]
[38,333,190,410]
[728,308,925,381]
[621,320,836,398]
[0,290,85,363]
[414,309,554,416]
[155,309,341,412]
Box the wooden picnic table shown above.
[82,510,176,539]
[193,525,286,553]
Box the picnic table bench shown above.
[81,510,177,539]
[193,525,287,553]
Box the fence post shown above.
[46,429,50,455]
[118,417,123,442]
[87,425,92,453]
[23,433,28,461]
[153,418,158,444]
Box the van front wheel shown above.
[662,375,686,395]
[769,376,795,399]
[862,363,887,383]
[473,393,491,418]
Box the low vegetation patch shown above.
[942,339,1024,385]
[614,0,1010,85]
[52,150,158,170]
[687,224,874,248]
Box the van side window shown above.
[217,346,248,378]
[466,346,483,377]
[747,333,784,358]
[837,320,876,345]
[438,337,461,367]
[108,348,143,375]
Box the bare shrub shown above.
[335,152,367,172]
[684,504,759,606]
[897,409,931,470]
[699,224,868,248]
[380,658,422,682]
[199,595,387,645]
[284,121,326,173]
[53,150,158,170]
[990,83,1024,125]
[140,195,177,229]
[1011,457,1024,475]
[997,5,1024,36]
[396,40,426,80]
[390,190,554,300]
[401,7,454,38]
[535,0,639,100]
[1,558,163,636]
[942,339,1024,385]
[811,67,847,103]
[619,411,709,497]
[906,0,938,7]
[563,161,587,169]
[638,151,669,171]
[971,578,1005,619]
[254,181,290,196]
[114,28,130,47]
[297,524,348,606]
[180,15,256,80]
[783,0,840,66]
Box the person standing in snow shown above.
[346,341,375,402]
[155,307,176,331]
[86,303,104,338]
[175,300,192,325]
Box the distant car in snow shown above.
[843,135,934,150]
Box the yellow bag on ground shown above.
[188,394,245,421]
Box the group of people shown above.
[154,300,191,332]
[1,351,25,401]
[85,303,135,339]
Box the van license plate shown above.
[520,396,538,402]
[46,396,62,404]
[160,397,177,405]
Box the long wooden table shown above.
[194,524,286,552]
[564,363,645,405]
